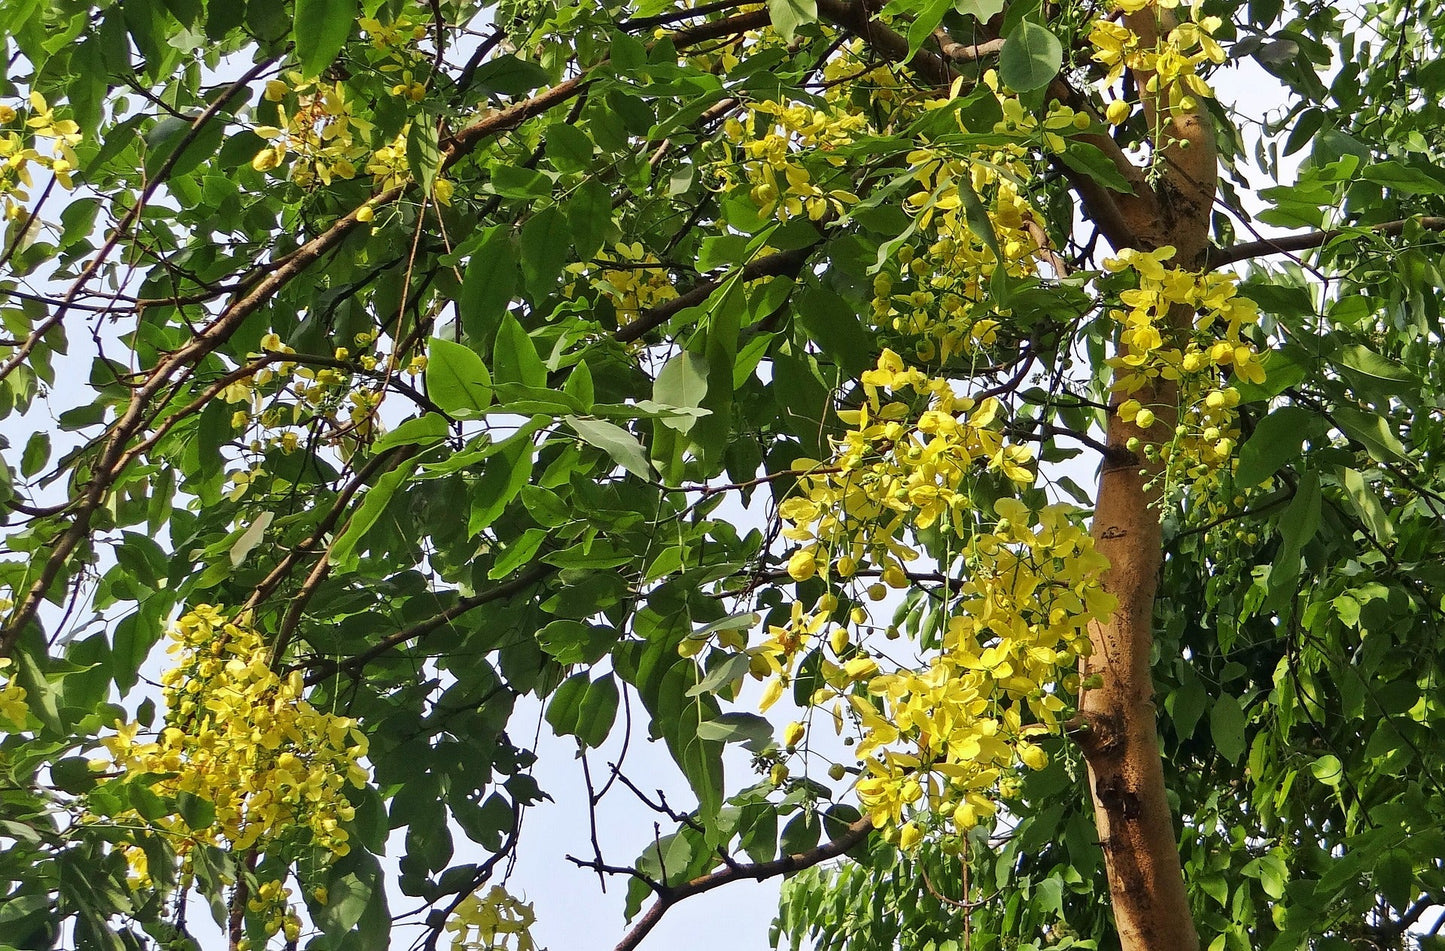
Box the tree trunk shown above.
[1079,385,1199,951]
[1073,6,1218,948]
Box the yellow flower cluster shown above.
[0,92,82,220]
[1102,246,1263,482]
[743,497,1113,844]
[852,501,1113,835]
[251,78,454,203]
[780,348,1036,588]
[1089,0,1226,114]
[359,14,429,50]
[445,886,538,951]
[226,331,398,461]
[98,606,368,897]
[871,80,1056,364]
[566,242,679,326]
[252,75,373,186]
[0,655,28,730]
[723,99,864,222]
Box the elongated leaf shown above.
[292,0,356,77]
[564,416,654,480]
[1332,403,1409,464]
[1210,694,1247,765]
[492,316,546,388]
[576,675,620,748]
[406,118,441,195]
[331,461,417,565]
[652,352,709,434]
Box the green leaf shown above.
[331,458,418,564]
[1338,344,1415,386]
[905,0,953,59]
[469,55,550,96]
[406,118,441,196]
[955,0,1005,20]
[490,164,553,200]
[1332,403,1409,465]
[469,423,540,534]
[1267,469,1321,611]
[1235,405,1313,485]
[1375,849,1414,910]
[1309,754,1343,787]
[489,528,549,579]
[545,672,589,737]
[696,712,775,753]
[292,0,357,77]
[545,122,594,174]
[519,207,572,297]
[769,0,817,43]
[1167,674,1207,740]
[576,675,620,748]
[652,352,709,434]
[1338,467,1394,543]
[20,431,49,478]
[492,316,546,389]
[1361,161,1445,194]
[1210,694,1247,765]
[427,338,493,417]
[536,619,616,665]
[458,227,518,350]
[780,811,820,855]
[315,870,372,935]
[564,416,654,480]
[998,21,1063,92]
[370,413,449,453]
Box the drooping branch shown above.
[613,816,873,951]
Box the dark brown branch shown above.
[1205,216,1445,269]
[616,243,819,343]
[299,563,554,683]
[614,816,873,951]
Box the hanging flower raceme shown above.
[94,606,368,931]
[1101,246,1265,491]
[0,92,82,220]
[445,886,539,951]
[759,500,1114,843]
[780,348,1037,590]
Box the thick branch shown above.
[815,0,954,87]
[615,817,873,951]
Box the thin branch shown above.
[614,816,873,951]
[616,243,819,343]
[1205,216,1445,269]
[298,563,554,683]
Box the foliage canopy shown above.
[2,0,1445,949]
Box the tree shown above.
[2,0,1444,948]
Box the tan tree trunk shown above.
[1072,6,1218,948]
